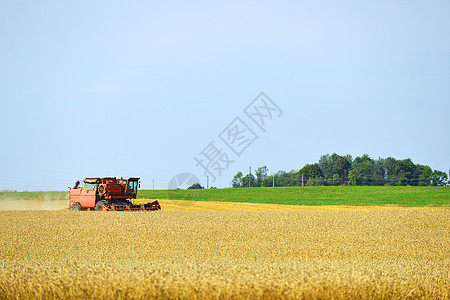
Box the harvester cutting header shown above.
[69,177,161,211]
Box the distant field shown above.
[138,186,450,207]
[1,186,449,207]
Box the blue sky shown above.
[1,1,449,191]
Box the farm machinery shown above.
[69,177,161,211]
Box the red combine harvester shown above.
[69,177,161,211]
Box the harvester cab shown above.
[69,177,161,211]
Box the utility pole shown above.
[272,174,275,187]
[249,166,251,188]
[206,175,209,189]
[302,174,304,187]
[152,179,154,190]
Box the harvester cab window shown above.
[128,180,138,195]
[84,183,98,191]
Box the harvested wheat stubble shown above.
[0,209,448,299]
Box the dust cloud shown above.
[0,199,68,211]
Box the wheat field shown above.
[0,208,448,299]
[153,199,434,212]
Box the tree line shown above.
[232,154,449,187]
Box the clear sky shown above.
[1,0,449,191]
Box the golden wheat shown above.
[0,209,448,299]
[149,199,432,212]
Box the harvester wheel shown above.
[95,201,106,211]
[72,204,82,211]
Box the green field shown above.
[1,186,449,207]
[138,186,450,207]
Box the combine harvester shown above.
[69,177,161,211]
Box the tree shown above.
[352,154,376,185]
[230,153,446,188]
[384,157,399,185]
[332,156,351,183]
[286,170,300,186]
[319,153,351,185]
[344,154,353,165]
[274,170,287,187]
[431,170,448,186]
[255,166,269,187]
[396,159,419,186]
[332,174,343,186]
[313,176,324,186]
[348,170,356,186]
[299,164,323,182]
[318,154,333,183]
[232,172,243,188]
[241,173,257,187]
[417,165,433,186]
[261,175,273,187]
[374,158,386,185]
[187,183,204,189]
